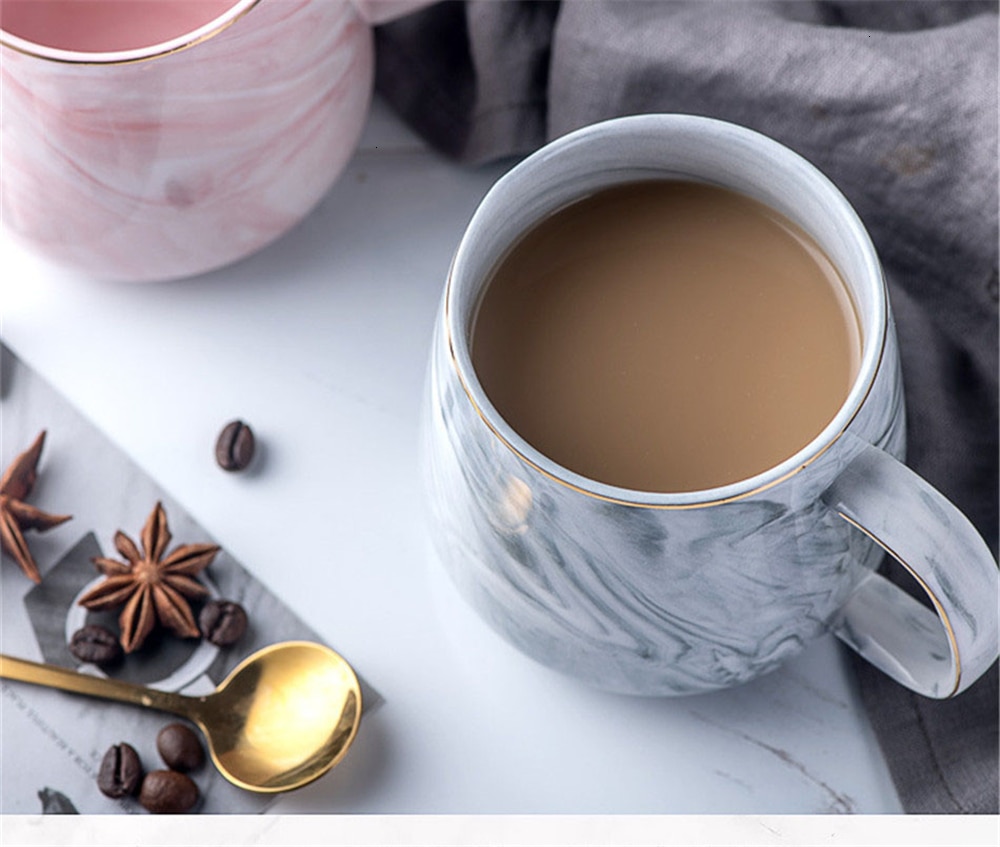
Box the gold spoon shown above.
[0,640,362,793]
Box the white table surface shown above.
[0,97,904,816]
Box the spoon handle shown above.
[0,653,191,716]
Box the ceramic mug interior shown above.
[447,114,888,507]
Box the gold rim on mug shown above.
[444,116,895,513]
[0,0,261,65]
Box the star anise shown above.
[78,502,220,653]
[0,430,72,583]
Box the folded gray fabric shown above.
[374,0,999,814]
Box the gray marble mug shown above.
[421,114,998,698]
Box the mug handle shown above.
[821,435,999,698]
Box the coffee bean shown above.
[69,625,123,666]
[199,599,248,646]
[97,743,142,798]
[215,420,255,471]
[138,770,199,814]
[156,723,205,772]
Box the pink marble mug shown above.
[0,0,430,282]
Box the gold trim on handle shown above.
[835,513,962,697]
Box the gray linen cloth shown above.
[373,0,999,813]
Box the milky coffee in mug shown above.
[472,179,862,493]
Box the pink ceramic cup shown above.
[0,0,430,282]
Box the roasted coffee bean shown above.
[215,419,255,471]
[138,770,199,814]
[97,742,142,798]
[198,599,248,646]
[156,723,205,772]
[69,624,123,666]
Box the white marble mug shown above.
[0,0,428,282]
[422,114,999,699]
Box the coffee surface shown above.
[472,180,862,493]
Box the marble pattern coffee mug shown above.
[0,0,428,282]
[422,114,999,699]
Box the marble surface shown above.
[0,98,903,814]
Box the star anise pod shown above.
[78,502,220,653]
[0,430,72,583]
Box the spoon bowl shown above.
[0,641,362,793]
[197,641,362,792]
